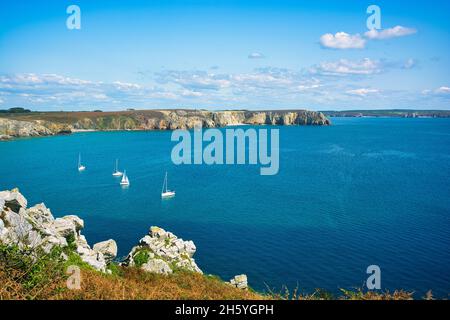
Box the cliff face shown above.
[0,118,71,140]
[0,109,331,139]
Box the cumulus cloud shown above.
[365,26,417,40]
[346,88,380,96]
[436,86,450,94]
[248,52,266,59]
[310,58,382,76]
[320,32,366,49]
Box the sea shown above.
[0,117,449,297]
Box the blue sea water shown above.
[0,117,449,297]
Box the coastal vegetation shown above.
[0,188,424,300]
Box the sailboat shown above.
[112,159,123,177]
[120,170,130,186]
[161,171,175,198]
[78,154,86,171]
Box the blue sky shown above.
[0,0,449,111]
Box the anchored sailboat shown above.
[112,159,123,177]
[161,171,175,198]
[78,154,86,171]
[120,170,130,186]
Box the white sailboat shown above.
[161,171,175,198]
[112,159,123,177]
[78,154,86,171]
[120,170,130,186]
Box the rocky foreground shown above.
[0,188,419,300]
[0,109,330,140]
[0,188,228,279]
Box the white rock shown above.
[61,215,84,232]
[123,225,202,274]
[184,240,197,257]
[93,239,117,263]
[52,217,76,238]
[81,251,107,272]
[3,209,33,243]
[149,226,167,239]
[26,203,54,225]
[141,259,172,274]
[229,274,248,290]
[0,189,27,212]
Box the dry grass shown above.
[0,245,423,301]
[0,245,263,300]
[54,268,264,300]
[0,265,263,300]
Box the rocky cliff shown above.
[0,109,331,140]
[0,188,202,276]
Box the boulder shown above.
[61,215,84,233]
[229,274,248,290]
[93,239,117,263]
[0,189,27,212]
[52,217,76,239]
[149,226,167,239]
[141,259,172,275]
[26,203,54,225]
[81,251,107,272]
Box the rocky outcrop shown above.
[1,189,203,276]
[93,239,118,264]
[122,226,202,275]
[228,274,248,290]
[0,188,116,271]
[0,109,330,139]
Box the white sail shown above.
[161,171,175,198]
[120,170,130,186]
[78,154,86,171]
[112,159,123,176]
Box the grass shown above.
[0,244,423,300]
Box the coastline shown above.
[0,109,331,140]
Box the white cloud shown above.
[113,81,142,90]
[248,52,265,59]
[181,90,203,97]
[436,86,450,94]
[365,26,417,40]
[320,32,366,49]
[310,58,382,76]
[346,88,380,96]
[156,70,231,90]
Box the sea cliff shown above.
[0,109,331,140]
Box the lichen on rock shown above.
[122,226,202,274]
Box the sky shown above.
[0,0,449,111]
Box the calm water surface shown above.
[0,117,449,296]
